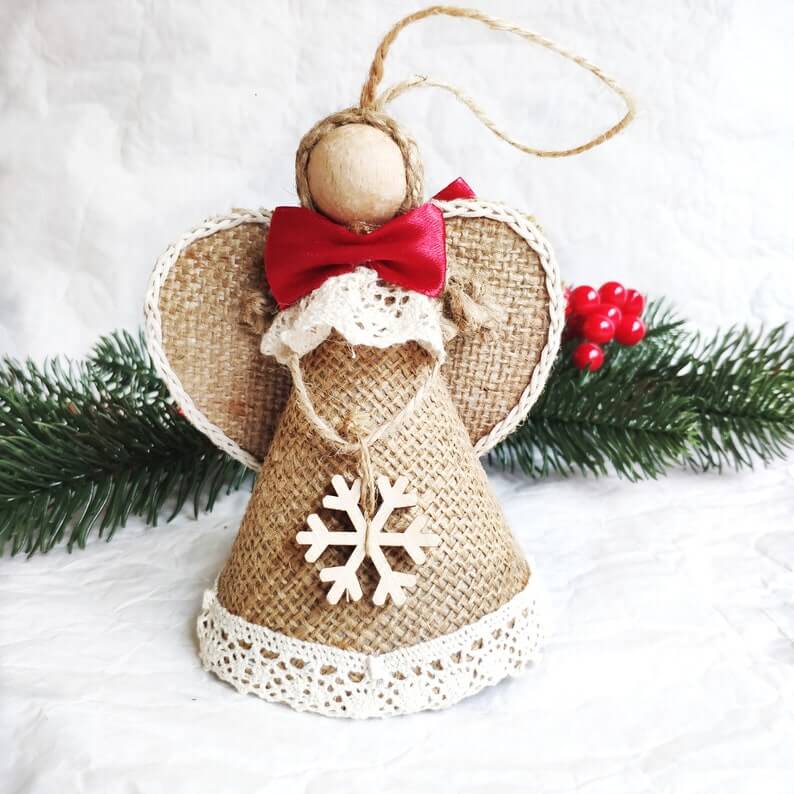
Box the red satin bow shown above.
[265,178,475,309]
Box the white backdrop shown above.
[1,2,793,793]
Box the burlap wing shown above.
[144,200,563,468]
[144,209,286,467]
[439,198,564,454]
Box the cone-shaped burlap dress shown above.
[196,264,546,718]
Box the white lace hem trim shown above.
[260,267,446,365]
[196,569,547,718]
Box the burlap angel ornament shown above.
[144,7,633,718]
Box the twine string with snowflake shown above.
[296,474,440,606]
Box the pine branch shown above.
[680,324,794,471]
[0,333,252,556]
[87,329,167,400]
[491,302,794,479]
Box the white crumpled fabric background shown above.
[1,1,793,792]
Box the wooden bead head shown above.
[296,108,424,227]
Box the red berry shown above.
[623,288,645,316]
[615,315,646,346]
[599,281,626,307]
[569,285,600,316]
[581,312,616,344]
[601,304,623,326]
[572,342,605,371]
[564,287,573,318]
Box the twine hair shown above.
[359,5,635,158]
[295,106,425,214]
[240,285,278,336]
[443,274,507,340]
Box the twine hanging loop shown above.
[359,5,635,158]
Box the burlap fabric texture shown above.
[214,335,529,653]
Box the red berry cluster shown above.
[564,281,647,371]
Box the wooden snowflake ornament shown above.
[297,474,440,607]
